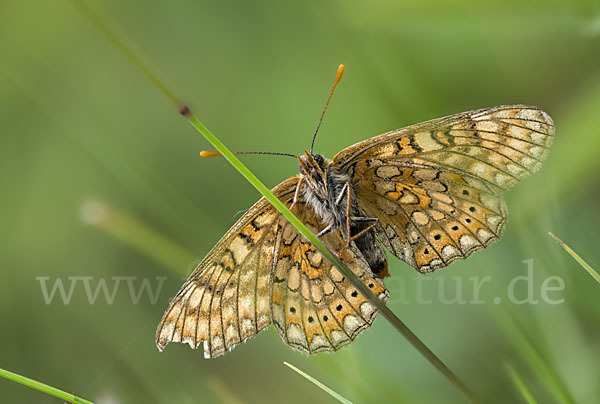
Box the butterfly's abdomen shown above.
[350,220,389,279]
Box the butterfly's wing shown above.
[156,178,299,358]
[271,199,389,353]
[333,105,554,273]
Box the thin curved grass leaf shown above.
[549,232,600,285]
[284,362,352,404]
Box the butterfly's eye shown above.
[313,153,324,167]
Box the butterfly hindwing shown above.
[271,199,389,353]
[352,161,507,272]
[333,105,554,272]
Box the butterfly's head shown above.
[298,150,329,199]
[298,152,325,171]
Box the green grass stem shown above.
[71,1,481,402]
[0,367,94,404]
[186,117,480,404]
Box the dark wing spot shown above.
[462,189,469,196]
[466,218,472,223]
[452,225,459,231]
[238,232,252,242]
[289,307,296,313]
[308,316,314,323]
[250,219,261,232]
[434,234,441,240]
[351,291,358,297]
[469,206,476,212]
[424,248,429,255]
[323,315,329,322]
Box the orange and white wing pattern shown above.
[271,200,389,353]
[333,105,554,273]
[156,178,298,358]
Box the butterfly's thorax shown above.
[298,155,351,228]
[298,153,389,277]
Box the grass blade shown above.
[497,310,576,404]
[504,361,537,404]
[549,232,600,284]
[284,362,352,404]
[186,89,479,404]
[70,2,481,402]
[0,367,94,404]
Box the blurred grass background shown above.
[1,0,600,403]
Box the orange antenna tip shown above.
[200,151,222,157]
[334,64,344,87]
[310,64,346,153]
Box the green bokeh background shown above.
[2,1,600,403]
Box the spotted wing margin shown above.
[332,106,554,273]
[270,198,389,354]
[155,178,299,358]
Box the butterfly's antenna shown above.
[200,151,297,158]
[310,64,345,154]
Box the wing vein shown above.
[449,129,551,150]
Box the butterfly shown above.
[156,104,554,358]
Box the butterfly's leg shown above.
[334,182,349,206]
[324,181,352,257]
[347,216,379,244]
[345,182,353,244]
[289,177,305,211]
[350,216,378,223]
[333,182,377,256]
[334,181,358,255]
[334,217,379,258]
[316,224,334,238]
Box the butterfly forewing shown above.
[156,178,298,357]
[334,105,553,179]
[333,105,554,272]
